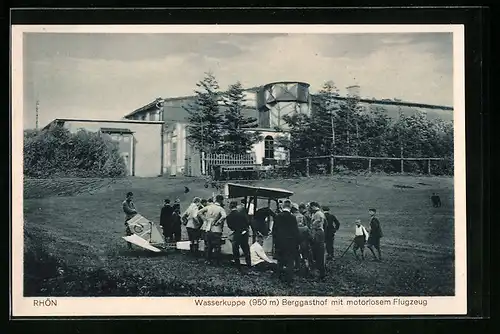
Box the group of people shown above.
[122,191,383,285]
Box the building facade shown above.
[119,81,454,177]
[124,82,305,177]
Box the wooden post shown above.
[306,158,310,177]
[400,159,404,173]
[368,158,372,173]
[330,156,334,176]
[428,159,431,175]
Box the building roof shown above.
[124,86,262,119]
[312,95,453,111]
[42,118,164,131]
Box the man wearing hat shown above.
[227,200,251,272]
[292,203,312,274]
[298,203,312,228]
[181,197,202,256]
[353,219,369,260]
[271,199,299,284]
[366,208,383,261]
[122,191,137,250]
[323,206,340,260]
[197,194,227,265]
[309,202,327,279]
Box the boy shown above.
[353,219,369,260]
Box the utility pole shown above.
[35,100,39,130]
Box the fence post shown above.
[330,155,334,176]
[400,159,404,173]
[368,158,372,173]
[306,158,310,177]
[428,159,431,175]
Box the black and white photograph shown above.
[11,24,466,316]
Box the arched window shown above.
[264,135,274,159]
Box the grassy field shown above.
[23,174,455,297]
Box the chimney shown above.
[346,85,360,98]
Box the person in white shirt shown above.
[353,219,369,260]
[181,197,202,256]
[250,233,277,272]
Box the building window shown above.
[171,142,177,165]
[264,135,274,159]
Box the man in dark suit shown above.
[272,199,299,285]
[366,208,383,261]
[323,206,340,260]
[227,201,251,272]
[160,199,173,242]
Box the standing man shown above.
[197,194,227,266]
[366,208,383,261]
[182,197,202,256]
[299,203,312,228]
[323,206,340,260]
[353,219,369,260]
[272,200,299,285]
[170,205,182,242]
[122,192,137,250]
[309,202,327,280]
[292,204,312,274]
[227,201,251,272]
[160,199,173,243]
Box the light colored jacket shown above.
[183,202,200,229]
[250,242,274,266]
[197,202,227,233]
[310,210,326,240]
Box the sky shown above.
[22,32,454,129]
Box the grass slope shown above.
[23,175,454,296]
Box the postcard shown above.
[11,23,466,317]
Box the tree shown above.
[220,81,261,154]
[23,126,126,178]
[183,72,224,153]
[311,81,342,155]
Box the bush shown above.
[24,127,126,178]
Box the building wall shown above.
[250,130,289,165]
[164,122,194,176]
[164,123,290,175]
[61,121,163,177]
